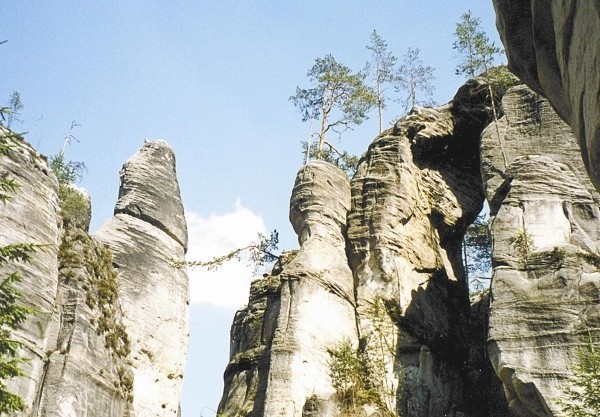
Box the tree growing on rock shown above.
[365,30,397,134]
[290,54,376,168]
[395,47,436,114]
[453,10,513,168]
[453,10,502,79]
[561,329,600,417]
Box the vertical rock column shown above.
[218,161,357,417]
[261,161,358,417]
[96,140,189,417]
[482,85,600,417]
[0,131,61,413]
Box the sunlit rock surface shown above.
[218,161,357,417]
[0,131,62,413]
[96,140,189,417]
[482,85,600,417]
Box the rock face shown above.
[492,1,600,191]
[0,131,62,412]
[218,161,357,417]
[0,134,189,416]
[346,79,494,417]
[96,140,189,417]
[482,84,600,417]
[218,79,516,417]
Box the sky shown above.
[1,2,503,416]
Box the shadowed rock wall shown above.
[492,1,600,192]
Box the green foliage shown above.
[175,230,280,274]
[49,150,88,228]
[60,229,133,402]
[395,47,436,114]
[329,338,376,413]
[0,91,23,129]
[290,54,376,161]
[366,30,397,133]
[453,10,502,78]
[560,330,600,417]
[0,243,40,414]
[301,140,359,177]
[463,212,492,291]
[329,297,398,416]
[0,113,21,204]
[511,227,535,262]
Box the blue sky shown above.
[1,2,502,415]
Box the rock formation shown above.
[96,140,189,417]
[0,134,189,416]
[218,74,600,417]
[482,84,600,417]
[218,78,514,417]
[218,161,357,417]
[492,1,600,191]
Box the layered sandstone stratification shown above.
[0,135,192,416]
[218,161,357,417]
[96,140,189,417]
[346,78,497,417]
[0,131,62,412]
[482,85,600,417]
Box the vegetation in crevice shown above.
[49,122,89,230]
[329,297,399,416]
[58,228,133,403]
[510,227,535,265]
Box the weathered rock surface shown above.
[346,79,495,417]
[482,85,600,417]
[35,227,133,416]
[218,161,357,417]
[492,1,600,191]
[96,140,189,417]
[114,140,188,250]
[1,133,189,416]
[0,131,63,413]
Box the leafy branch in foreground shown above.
[173,230,280,274]
[560,329,600,417]
[0,243,43,414]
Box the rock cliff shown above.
[218,74,600,417]
[492,1,600,191]
[482,84,600,417]
[0,134,189,416]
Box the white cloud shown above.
[185,200,266,309]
